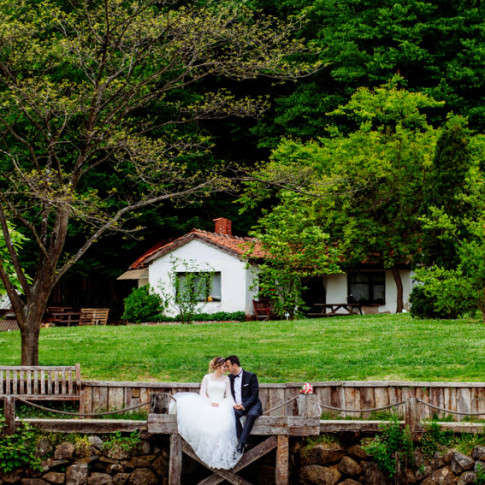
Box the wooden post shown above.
[5,396,16,435]
[404,397,420,439]
[275,435,289,485]
[297,394,321,418]
[169,433,182,485]
[150,392,172,414]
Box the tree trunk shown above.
[17,277,56,365]
[20,325,41,365]
[391,267,404,313]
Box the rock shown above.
[132,441,151,456]
[120,458,151,469]
[112,475,130,485]
[74,444,98,459]
[42,472,65,484]
[416,465,432,481]
[66,463,89,485]
[346,444,367,460]
[475,461,485,472]
[87,473,112,485]
[127,469,157,485]
[55,442,75,461]
[1,471,21,484]
[20,480,49,485]
[106,465,125,475]
[300,443,345,466]
[414,449,427,468]
[360,461,391,485]
[451,460,463,475]
[104,445,131,462]
[473,446,485,461]
[36,439,54,458]
[421,466,456,485]
[339,480,362,485]
[442,450,454,465]
[431,452,445,470]
[98,457,118,465]
[458,471,477,485]
[40,459,69,474]
[152,455,168,477]
[404,467,418,483]
[337,456,362,477]
[88,437,104,450]
[452,451,475,471]
[299,465,341,485]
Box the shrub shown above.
[122,285,165,323]
[419,421,454,458]
[409,286,443,319]
[0,416,42,473]
[191,311,246,322]
[362,416,413,479]
[410,267,474,319]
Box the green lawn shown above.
[1,314,484,383]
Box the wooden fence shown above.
[80,380,485,422]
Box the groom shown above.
[225,355,263,454]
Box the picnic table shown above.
[44,307,80,326]
[308,302,363,317]
[44,306,110,326]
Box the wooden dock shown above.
[147,394,321,485]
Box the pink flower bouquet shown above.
[299,383,314,394]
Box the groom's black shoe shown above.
[236,442,245,454]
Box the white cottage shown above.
[119,218,413,317]
[118,218,265,317]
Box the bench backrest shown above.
[0,364,81,400]
[80,308,109,325]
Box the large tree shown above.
[0,0,309,364]
[244,77,471,312]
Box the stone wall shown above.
[294,439,485,485]
[2,432,485,485]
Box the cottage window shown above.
[348,272,385,304]
[176,272,221,302]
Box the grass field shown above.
[1,314,484,383]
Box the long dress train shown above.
[170,374,241,469]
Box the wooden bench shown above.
[0,364,81,401]
[80,308,109,325]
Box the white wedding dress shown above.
[170,374,241,469]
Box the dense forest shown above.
[69,0,484,303]
[0,0,484,362]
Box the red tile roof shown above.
[129,229,266,269]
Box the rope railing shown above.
[320,401,406,414]
[263,395,299,415]
[16,397,153,417]
[416,398,485,417]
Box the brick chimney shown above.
[213,217,232,236]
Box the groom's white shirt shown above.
[234,369,243,405]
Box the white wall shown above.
[324,269,412,314]
[148,239,255,316]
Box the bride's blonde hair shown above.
[209,356,226,372]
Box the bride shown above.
[170,356,241,469]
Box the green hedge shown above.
[135,311,247,323]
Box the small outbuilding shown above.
[118,218,265,317]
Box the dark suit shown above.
[229,369,263,445]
